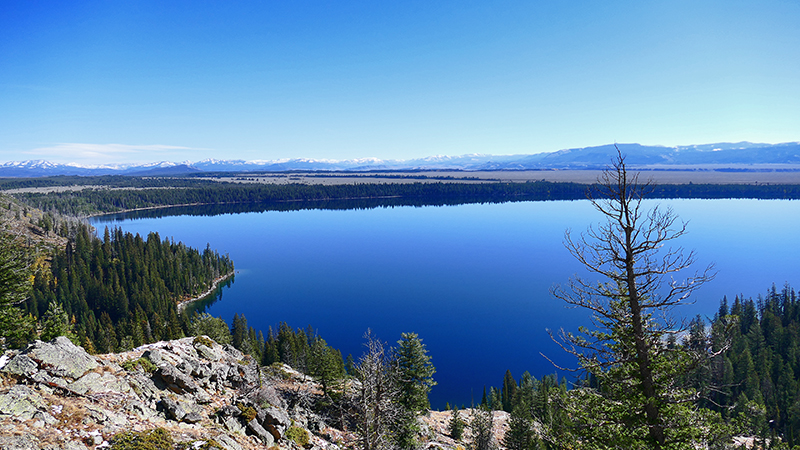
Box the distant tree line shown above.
[10,178,800,217]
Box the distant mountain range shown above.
[2,142,799,177]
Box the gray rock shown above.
[85,405,128,429]
[32,410,58,425]
[127,372,162,403]
[213,434,245,450]
[222,345,244,360]
[69,371,131,396]
[261,404,291,428]
[24,337,98,379]
[0,385,46,420]
[217,405,241,417]
[160,397,186,421]
[195,341,224,361]
[142,348,168,367]
[126,400,160,421]
[1,355,37,377]
[248,385,286,410]
[222,415,246,435]
[62,442,91,450]
[157,364,200,394]
[183,411,203,423]
[247,418,276,446]
[258,405,291,441]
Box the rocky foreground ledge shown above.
[0,336,346,450]
[0,336,509,450]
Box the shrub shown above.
[111,428,173,450]
[236,403,257,422]
[193,335,215,348]
[189,313,232,345]
[121,357,157,374]
[285,426,310,447]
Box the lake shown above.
[91,198,800,409]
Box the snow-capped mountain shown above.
[2,142,799,177]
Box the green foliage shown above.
[448,407,465,441]
[40,300,77,343]
[190,313,232,345]
[0,307,36,349]
[469,407,496,450]
[192,334,215,348]
[502,405,536,450]
[395,332,436,412]
[121,357,157,374]
[0,231,33,308]
[0,230,34,348]
[110,427,173,450]
[236,403,257,422]
[285,426,310,447]
[24,223,233,353]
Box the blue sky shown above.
[1,1,798,165]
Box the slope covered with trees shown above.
[20,223,233,353]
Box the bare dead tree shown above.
[549,147,721,449]
[353,329,401,450]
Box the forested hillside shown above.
[19,223,233,353]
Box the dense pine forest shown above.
[18,222,234,353]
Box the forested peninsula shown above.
[2,173,800,449]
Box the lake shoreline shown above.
[177,271,236,312]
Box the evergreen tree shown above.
[40,301,76,343]
[502,404,535,450]
[449,406,465,440]
[190,312,232,345]
[469,406,497,450]
[502,370,517,412]
[0,230,35,348]
[395,332,437,412]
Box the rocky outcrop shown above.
[0,336,352,450]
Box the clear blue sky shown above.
[1,1,798,165]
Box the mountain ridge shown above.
[3,142,800,177]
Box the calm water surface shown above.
[91,199,800,408]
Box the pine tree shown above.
[449,406,465,441]
[0,230,35,348]
[395,332,437,412]
[502,370,517,412]
[469,406,497,450]
[502,404,535,450]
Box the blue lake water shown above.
[91,199,800,409]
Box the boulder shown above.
[156,363,200,394]
[25,337,99,379]
[247,419,275,446]
[212,434,245,450]
[258,405,291,440]
[0,385,46,420]
[0,435,42,450]
[1,355,37,378]
[160,397,186,422]
[69,371,131,396]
